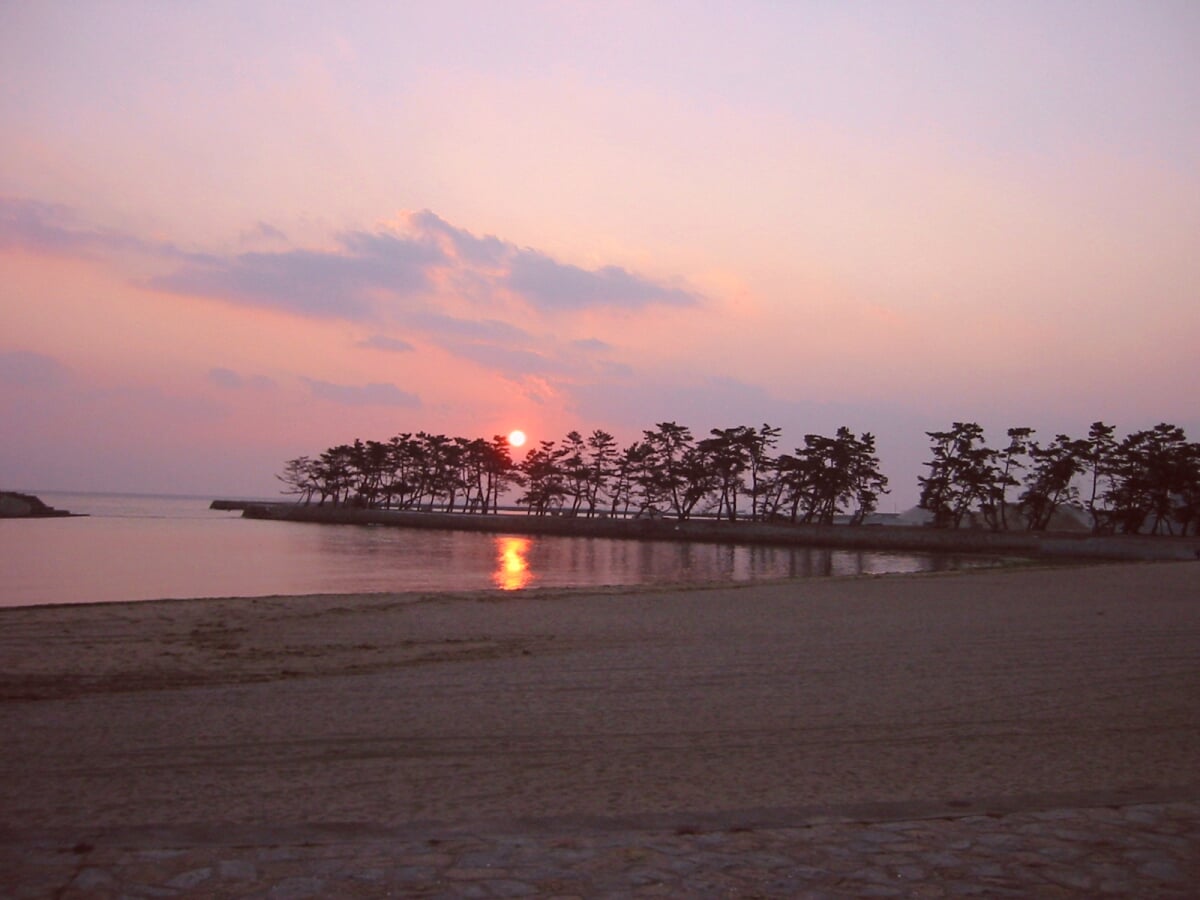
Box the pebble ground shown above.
[3,800,1197,898]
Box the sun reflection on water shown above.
[493,536,533,590]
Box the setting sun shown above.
[507,430,527,448]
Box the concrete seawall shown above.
[210,501,1200,562]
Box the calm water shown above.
[1,492,998,607]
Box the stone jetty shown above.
[211,500,1200,562]
[0,491,78,518]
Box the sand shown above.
[1,561,1198,834]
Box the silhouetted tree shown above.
[1172,441,1200,536]
[277,456,317,503]
[279,417,1193,538]
[314,444,356,505]
[769,428,887,524]
[640,422,701,519]
[1082,422,1118,533]
[918,423,997,528]
[584,430,618,517]
[985,427,1033,531]
[517,440,569,515]
[481,435,518,513]
[700,427,751,520]
[1106,424,1194,535]
[608,441,651,517]
[560,431,590,515]
[845,431,889,524]
[1019,434,1086,530]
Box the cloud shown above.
[506,253,700,312]
[151,210,700,322]
[0,349,70,387]
[7,200,703,385]
[151,237,437,320]
[0,198,85,254]
[0,197,144,258]
[403,212,702,311]
[406,311,531,343]
[598,359,634,377]
[0,196,211,263]
[572,337,632,377]
[208,367,276,390]
[357,334,416,353]
[208,367,242,389]
[239,221,289,246]
[9,198,700,323]
[444,342,570,376]
[409,209,508,268]
[302,378,420,407]
[252,221,287,241]
[356,210,704,315]
[572,337,612,353]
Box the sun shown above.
[507,429,527,448]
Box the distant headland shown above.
[0,492,81,518]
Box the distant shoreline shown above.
[212,500,1200,562]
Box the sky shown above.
[2,1,1198,509]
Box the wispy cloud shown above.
[597,359,634,377]
[443,342,571,376]
[208,367,276,390]
[6,198,698,383]
[409,210,509,268]
[408,210,702,311]
[406,311,531,343]
[0,196,210,263]
[357,334,416,353]
[572,337,612,353]
[0,198,89,255]
[0,349,70,388]
[506,252,699,312]
[149,208,701,320]
[238,221,289,247]
[301,377,420,407]
[7,196,700,324]
[152,233,441,320]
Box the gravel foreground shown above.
[3,799,1198,897]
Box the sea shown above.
[1,492,999,608]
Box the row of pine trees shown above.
[278,422,888,524]
[278,420,1200,535]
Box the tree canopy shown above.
[917,421,1199,535]
[279,421,889,525]
[279,419,1199,536]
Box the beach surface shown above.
[2,561,1198,835]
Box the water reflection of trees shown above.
[316,529,990,592]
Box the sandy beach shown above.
[2,561,1198,835]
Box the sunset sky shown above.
[2,2,1198,508]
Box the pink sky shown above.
[2,2,1198,508]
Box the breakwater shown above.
[210,501,1200,562]
[0,491,79,519]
